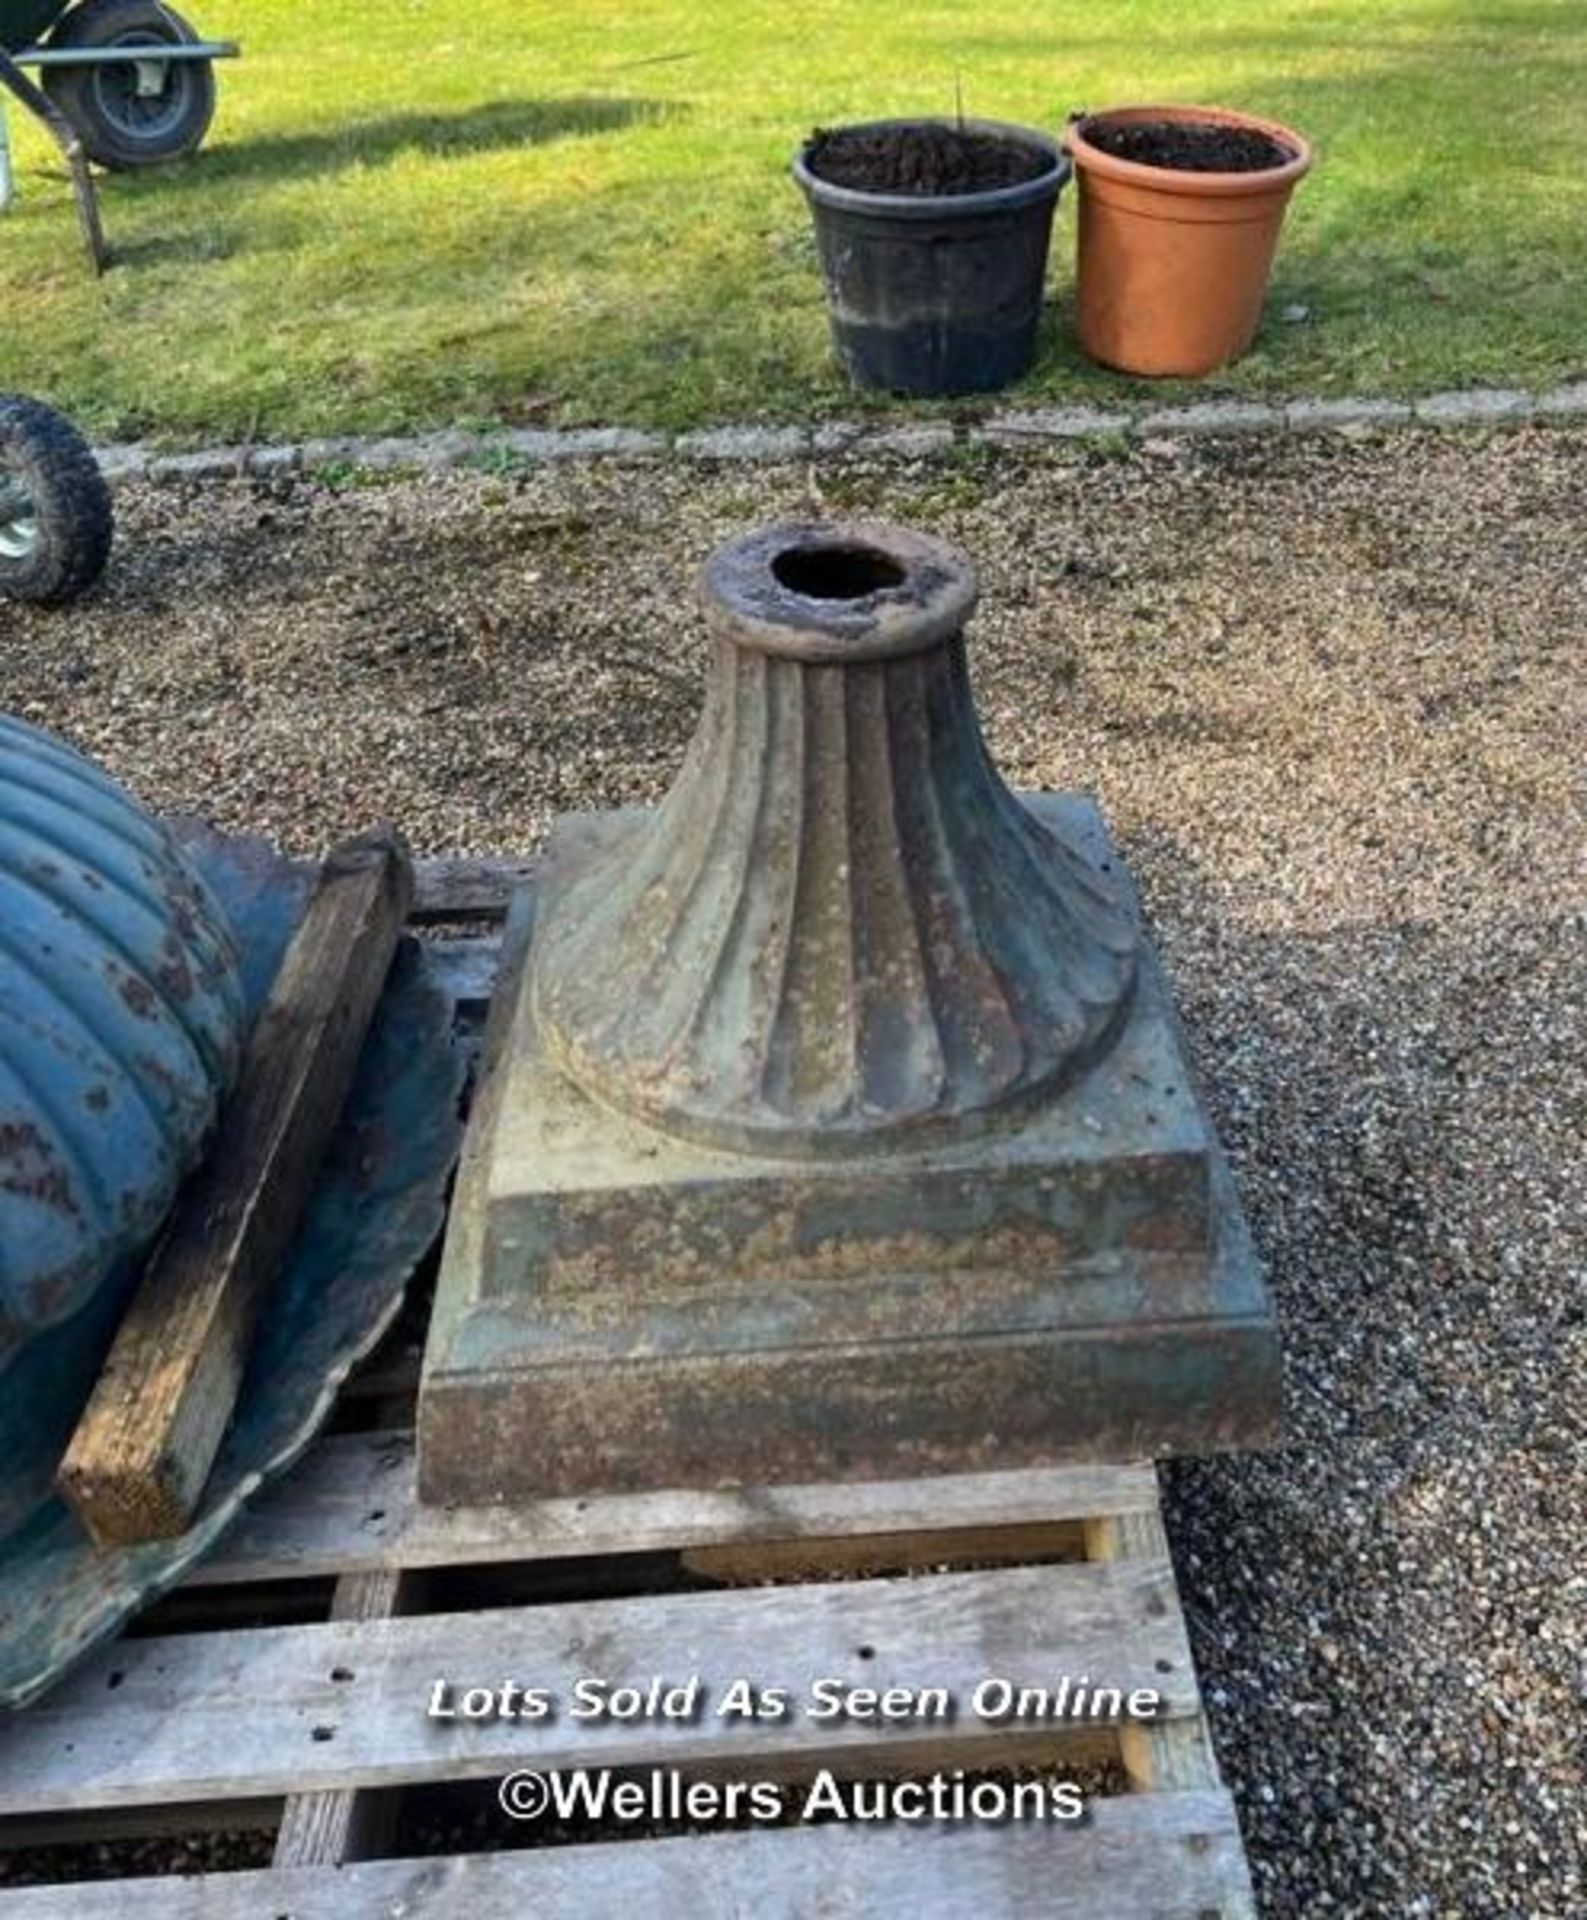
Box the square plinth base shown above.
[418,796,1280,1504]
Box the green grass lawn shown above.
[0,0,1582,440]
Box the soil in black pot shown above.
[1082,119,1294,173]
[806,123,1050,196]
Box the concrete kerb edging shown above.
[94,382,1587,486]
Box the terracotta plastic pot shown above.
[1065,104,1311,377]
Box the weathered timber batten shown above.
[532,523,1138,1156]
[0,714,247,1541]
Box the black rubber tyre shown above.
[41,0,215,171]
[0,397,114,606]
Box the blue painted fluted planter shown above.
[0,714,246,1537]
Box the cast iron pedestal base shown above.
[418,794,1278,1504]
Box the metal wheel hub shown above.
[0,469,41,562]
[91,31,189,137]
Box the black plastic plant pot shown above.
[795,118,1070,397]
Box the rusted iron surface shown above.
[0,716,245,1423]
[422,805,1278,1505]
[533,522,1139,1159]
[0,823,464,1708]
[420,520,1278,1505]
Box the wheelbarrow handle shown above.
[0,47,107,274]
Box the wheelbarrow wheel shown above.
[0,396,113,606]
[41,0,215,171]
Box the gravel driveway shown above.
[2,426,1582,1916]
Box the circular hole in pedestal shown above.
[772,542,906,601]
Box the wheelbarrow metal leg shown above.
[0,94,13,211]
[0,50,108,274]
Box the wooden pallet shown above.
[0,860,1258,1918]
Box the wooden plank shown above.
[0,1560,1197,1814]
[411,856,536,924]
[269,1569,408,1869]
[0,1799,281,1851]
[0,1791,1255,1918]
[681,1519,1089,1582]
[190,1428,1160,1587]
[1085,1502,1223,1793]
[59,830,415,1546]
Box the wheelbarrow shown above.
[0,393,113,603]
[0,0,238,270]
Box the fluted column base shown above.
[419,795,1279,1504]
[532,520,1138,1160]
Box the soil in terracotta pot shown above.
[806,123,1049,195]
[1082,120,1293,173]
